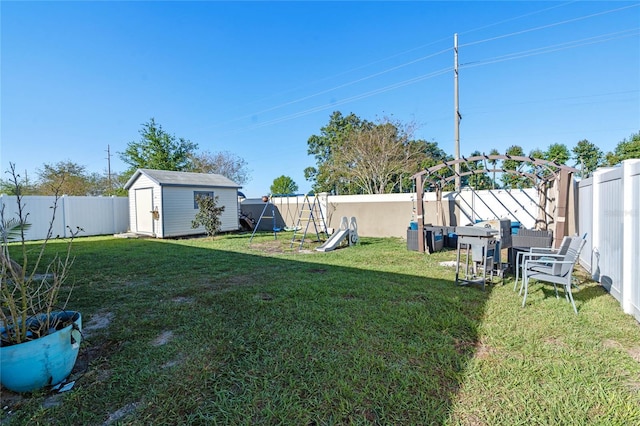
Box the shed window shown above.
[194,191,215,209]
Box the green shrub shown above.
[191,194,225,237]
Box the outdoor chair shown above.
[514,235,574,293]
[522,235,587,314]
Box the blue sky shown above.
[2,1,639,197]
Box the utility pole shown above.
[106,145,112,195]
[454,33,461,192]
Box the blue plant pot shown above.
[1,311,82,393]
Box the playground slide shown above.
[315,229,349,252]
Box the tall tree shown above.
[120,118,198,177]
[606,131,640,165]
[331,117,424,194]
[396,140,449,193]
[306,112,445,194]
[270,175,298,195]
[305,111,371,194]
[188,150,250,186]
[37,161,91,195]
[420,143,454,191]
[572,139,604,177]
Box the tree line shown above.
[2,114,639,196]
[304,111,640,194]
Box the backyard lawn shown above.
[2,233,639,425]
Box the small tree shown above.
[572,139,604,177]
[501,145,530,188]
[270,175,298,195]
[191,194,225,237]
[1,163,82,345]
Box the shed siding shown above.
[161,186,239,237]
[215,188,240,232]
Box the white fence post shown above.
[622,160,640,320]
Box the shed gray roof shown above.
[124,169,241,190]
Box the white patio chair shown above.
[514,235,573,294]
[522,236,587,314]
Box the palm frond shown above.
[0,218,31,242]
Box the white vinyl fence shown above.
[0,195,129,241]
[578,159,640,322]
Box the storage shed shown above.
[124,169,241,238]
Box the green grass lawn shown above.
[2,232,639,425]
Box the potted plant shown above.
[1,163,83,393]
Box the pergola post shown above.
[415,173,425,253]
[553,169,571,248]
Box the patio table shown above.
[454,227,499,291]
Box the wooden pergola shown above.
[411,154,579,253]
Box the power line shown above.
[216,24,637,138]
[461,28,640,68]
[460,3,639,48]
[458,1,579,36]
[210,47,452,129]
[209,3,639,137]
[216,67,453,137]
[235,36,454,110]
[463,90,640,112]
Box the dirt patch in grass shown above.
[172,296,195,304]
[472,341,496,359]
[251,239,320,254]
[544,336,567,349]
[628,346,640,363]
[602,339,640,363]
[83,311,114,338]
[41,393,65,409]
[103,401,141,425]
[161,353,186,369]
[255,293,274,301]
[602,338,623,349]
[151,330,174,347]
[250,240,290,253]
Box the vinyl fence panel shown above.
[592,167,624,300]
[577,177,593,272]
[0,195,128,241]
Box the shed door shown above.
[135,188,154,235]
